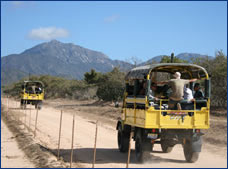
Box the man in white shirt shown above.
[184,85,194,102]
[183,84,195,110]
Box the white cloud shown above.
[11,1,36,7]
[28,27,69,40]
[11,1,24,6]
[104,15,119,23]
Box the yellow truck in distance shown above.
[20,81,44,110]
[116,63,210,163]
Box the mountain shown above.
[1,40,132,85]
[1,40,214,86]
[140,53,214,65]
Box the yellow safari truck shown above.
[116,63,210,163]
[21,81,44,110]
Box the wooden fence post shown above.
[24,100,27,127]
[29,103,32,129]
[126,131,133,168]
[7,95,9,114]
[34,108,39,138]
[70,114,75,168]
[57,109,63,159]
[92,120,98,168]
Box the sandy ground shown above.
[1,120,35,168]
[1,97,227,168]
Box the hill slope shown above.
[1,40,132,85]
[140,53,213,65]
[1,40,214,86]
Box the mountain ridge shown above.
[1,40,132,85]
[140,53,213,65]
[1,40,213,86]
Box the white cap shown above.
[174,72,181,79]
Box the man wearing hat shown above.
[157,72,198,109]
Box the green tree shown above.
[192,50,227,108]
[210,51,227,108]
[84,69,101,84]
[96,67,125,101]
[160,55,188,63]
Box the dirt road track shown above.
[1,120,35,168]
[2,98,227,168]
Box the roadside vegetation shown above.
[2,50,226,109]
[2,67,125,102]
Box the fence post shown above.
[24,100,27,127]
[16,100,19,120]
[29,103,32,129]
[57,109,63,159]
[7,95,9,114]
[92,120,98,168]
[70,114,75,168]
[126,131,133,168]
[34,108,39,138]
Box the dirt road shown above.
[2,98,227,168]
[1,120,35,168]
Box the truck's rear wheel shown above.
[20,100,23,109]
[20,100,26,109]
[117,125,129,152]
[184,141,199,162]
[183,137,201,163]
[135,130,151,163]
[37,101,42,110]
[35,101,42,110]
[135,131,143,162]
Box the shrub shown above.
[96,67,125,101]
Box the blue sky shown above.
[1,1,227,62]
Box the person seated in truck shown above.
[31,85,36,94]
[156,72,198,110]
[184,84,194,102]
[193,83,205,109]
[148,82,159,101]
[193,83,204,100]
[26,86,33,94]
[157,84,170,99]
[35,86,42,94]
[139,81,147,95]
[183,84,195,110]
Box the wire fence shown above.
[1,95,133,168]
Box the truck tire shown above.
[20,100,24,109]
[117,125,129,153]
[35,101,42,110]
[37,101,42,110]
[135,129,151,163]
[183,136,201,163]
[135,130,143,162]
[21,100,26,109]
